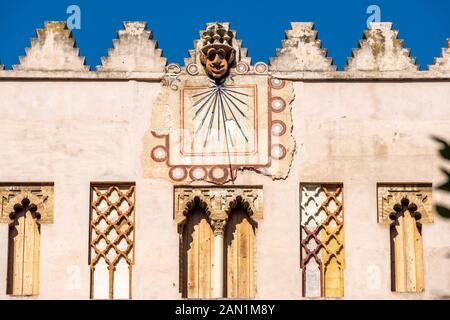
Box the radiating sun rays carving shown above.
[192,79,250,149]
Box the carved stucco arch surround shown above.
[0,185,54,225]
[174,186,263,233]
[377,184,433,225]
[5,193,46,221]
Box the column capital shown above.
[211,219,227,236]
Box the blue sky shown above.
[0,0,449,70]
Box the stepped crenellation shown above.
[269,22,337,72]
[1,20,450,80]
[97,21,167,73]
[429,38,450,71]
[12,21,89,72]
[344,22,418,72]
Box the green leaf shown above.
[436,205,450,219]
[432,135,450,161]
[437,168,450,192]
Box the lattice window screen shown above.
[89,183,135,299]
[300,184,344,298]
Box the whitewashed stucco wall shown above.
[0,80,449,299]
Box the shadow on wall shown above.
[432,136,450,219]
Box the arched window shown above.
[224,201,257,298]
[1,185,54,298]
[377,184,433,293]
[180,198,214,298]
[7,197,41,296]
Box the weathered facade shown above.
[0,21,449,299]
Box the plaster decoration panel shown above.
[300,183,344,298]
[89,183,135,299]
[142,22,295,184]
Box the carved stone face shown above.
[201,46,234,79]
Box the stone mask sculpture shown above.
[199,24,235,80]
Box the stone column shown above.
[211,219,226,298]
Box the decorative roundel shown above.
[169,166,187,181]
[254,62,268,74]
[189,166,207,181]
[270,97,286,113]
[270,78,285,89]
[271,144,287,160]
[208,166,229,183]
[236,62,250,74]
[271,120,287,136]
[186,63,199,76]
[151,145,168,162]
